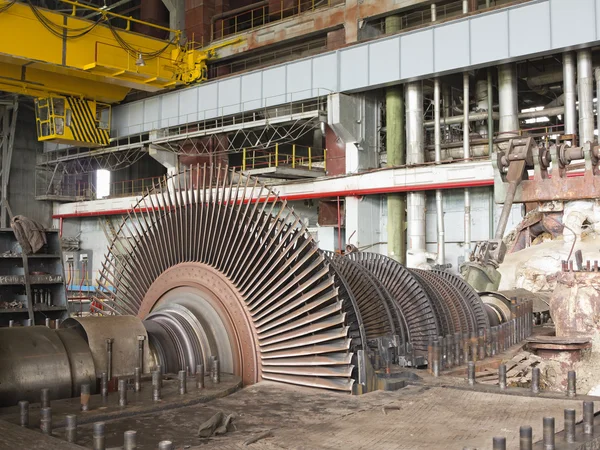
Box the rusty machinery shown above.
[460,137,600,292]
[0,166,530,404]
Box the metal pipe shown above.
[424,106,563,127]
[93,422,106,450]
[406,82,426,267]
[498,64,519,137]
[66,414,77,443]
[434,79,442,164]
[563,52,577,135]
[211,0,269,23]
[464,76,472,259]
[462,0,468,13]
[431,3,437,21]
[578,49,595,144]
[152,371,161,401]
[106,338,113,380]
[434,78,445,266]
[137,335,145,373]
[564,409,576,443]
[432,338,440,376]
[584,401,594,435]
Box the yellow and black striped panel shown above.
[66,97,110,146]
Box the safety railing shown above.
[238,144,327,172]
[110,176,165,198]
[212,0,333,41]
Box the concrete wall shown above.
[10,107,53,227]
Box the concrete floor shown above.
[68,380,593,450]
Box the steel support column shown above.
[0,97,18,228]
[563,52,577,136]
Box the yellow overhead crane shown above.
[0,0,240,147]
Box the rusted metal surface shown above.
[95,164,355,393]
[550,271,600,339]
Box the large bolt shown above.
[156,364,163,387]
[134,367,141,393]
[543,417,555,450]
[440,336,447,370]
[212,358,220,384]
[432,338,440,376]
[467,361,476,386]
[427,337,434,374]
[196,364,205,389]
[179,370,187,395]
[106,338,114,380]
[498,364,507,390]
[124,430,137,450]
[584,401,594,435]
[41,387,50,408]
[519,425,532,450]
[152,370,161,401]
[100,372,108,400]
[462,332,470,363]
[567,370,577,397]
[446,334,454,368]
[118,378,127,407]
[18,400,29,427]
[454,332,462,365]
[158,441,174,450]
[492,436,506,450]
[531,367,540,394]
[40,407,52,435]
[80,383,91,411]
[137,335,145,372]
[470,332,478,362]
[93,422,106,450]
[564,408,576,443]
[8,319,13,327]
[45,318,51,328]
[65,414,77,443]
[478,329,486,360]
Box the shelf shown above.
[30,275,64,285]
[0,275,24,285]
[0,305,67,314]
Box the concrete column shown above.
[578,49,595,145]
[498,63,519,137]
[563,52,577,136]
[149,144,179,191]
[161,0,185,35]
[406,82,427,267]
[385,15,406,264]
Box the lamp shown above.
[135,53,145,67]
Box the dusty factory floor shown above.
[67,380,593,450]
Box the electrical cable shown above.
[0,0,16,14]
[106,18,176,60]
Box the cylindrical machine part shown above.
[435,190,445,265]
[567,370,576,397]
[463,72,470,160]
[118,379,127,407]
[467,361,475,386]
[18,400,29,427]
[406,82,424,166]
[156,364,163,387]
[498,364,507,390]
[196,364,205,389]
[531,367,540,394]
[454,332,462,366]
[434,78,442,164]
[432,338,440,376]
[93,422,106,450]
[584,401,594,435]
[106,338,113,380]
[134,367,141,393]
[543,417,555,449]
[520,425,532,450]
[137,335,145,372]
[578,50,595,145]
[158,441,174,450]
[563,52,577,136]
[446,334,454,368]
[178,370,187,395]
[431,3,437,21]
[462,0,468,13]
[65,414,77,443]
[152,370,161,401]
[45,318,51,328]
[80,383,90,411]
[40,407,52,435]
[101,372,108,400]
[492,437,506,450]
[56,328,97,397]
[23,318,32,326]
[212,358,221,384]
[8,319,13,327]
[124,430,137,450]
[470,332,478,362]
[564,408,576,443]
[41,388,50,408]
[498,63,519,137]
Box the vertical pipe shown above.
[137,336,145,372]
[487,69,494,153]
[386,14,406,266]
[467,361,475,385]
[434,78,445,266]
[196,364,205,389]
[134,367,141,393]
[118,379,127,407]
[462,0,468,13]
[578,49,594,144]
[106,338,113,380]
[463,72,471,257]
[212,359,221,383]
[100,372,108,400]
[498,364,507,389]
[498,64,519,137]
[531,367,540,394]
[406,82,426,267]
[563,52,577,136]
[431,3,437,21]
[178,370,187,395]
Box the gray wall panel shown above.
[470,11,509,65]
[143,97,160,132]
[369,38,400,86]
[263,66,287,106]
[198,84,219,120]
[550,0,596,48]
[241,72,263,112]
[287,60,312,101]
[508,2,551,57]
[111,0,600,138]
[401,29,434,79]
[218,77,242,116]
[179,86,199,125]
[434,21,470,72]
[340,45,369,91]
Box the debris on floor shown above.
[476,351,546,387]
[197,411,236,438]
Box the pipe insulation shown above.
[434,78,445,265]
[563,52,577,135]
[578,49,595,145]
[498,63,519,137]
[463,72,471,257]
